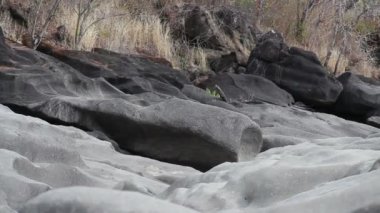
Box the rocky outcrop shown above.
[335,72,380,119]
[206,73,294,106]
[163,4,256,49]
[209,52,239,73]
[0,28,262,171]
[247,31,343,106]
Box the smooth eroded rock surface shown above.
[0,34,262,170]
[207,73,294,106]
[0,104,199,211]
[162,139,380,213]
[20,187,198,213]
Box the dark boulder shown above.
[0,31,262,170]
[54,25,67,42]
[366,32,380,66]
[183,5,222,50]
[0,28,30,66]
[0,27,4,41]
[236,66,246,74]
[163,4,256,49]
[206,73,294,106]
[334,72,380,118]
[209,52,238,73]
[256,30,284,44]
[162,4,256,64]
[0,27,7,51]
[213,6,257,41]
[248,30,287,63]
[247,31,343,106]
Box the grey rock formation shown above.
[51,48,190,98]
[162,138,380,213]
[20,187,198,213]
[0,104,198,211]
[0,34,262,170]
[239,103,378,140]
[206,73,294,106]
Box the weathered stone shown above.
[163,138,380,212]
[51,48,189,98]
[0,32,262,171]
[209,52,238,73]
[162,4,256,64]
[0,104,199,211]
[206,73,294,106]
[247,31,343,106]
[335,72,380,118]
[20,187,198,213]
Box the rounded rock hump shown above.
[335,72,380,123]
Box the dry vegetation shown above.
[0,0,379,77]
[251,0,380,77]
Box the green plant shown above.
[206,87,221,98]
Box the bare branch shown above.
[31,0,43,38]
[34,0,62,49]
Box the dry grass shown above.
[57,0,184,69]
[55,0,217,71]
[100,14,178,65]
[54,0,256,72]
[57,0,380,77]
[187,45,209,72]
[0,8,25,42]
[1,0,379,76]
